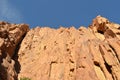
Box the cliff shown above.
[0,16,120,80]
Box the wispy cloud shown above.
[0,0,23,23]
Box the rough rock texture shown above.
[0,22,29,80]
[0,16,120,80]
[17,16,120,80]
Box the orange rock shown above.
[0,22,29,80]
[0,16,120,80]
[18,16,120,80]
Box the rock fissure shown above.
[13,32,28,75]
[0,22,29,80]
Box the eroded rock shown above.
[18,16,120,80]
[0,16,120,80]
[0,22,29,80]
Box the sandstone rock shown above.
[0,16,120,80]
[0,22,29,80]
[17,16,120,80]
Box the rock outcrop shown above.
[0,16,120,80]
[0,22,29,80]
[18,16,120,80]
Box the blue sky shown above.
[0,0,120,28]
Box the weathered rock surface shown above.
[0,16,120,80]
[18,16,120,80]
[0,22,29,80]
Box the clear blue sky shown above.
[0,0,120,28]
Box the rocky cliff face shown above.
[0,16,120,80]
[0,22,29,80]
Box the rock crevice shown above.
[0,22,29,80]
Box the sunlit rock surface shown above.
[0,16,120,80]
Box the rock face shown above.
[18,16,120,80]
[0,16,120,80]
[0,22,29,80]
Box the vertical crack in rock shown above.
[99,44,113,79]
[109,44,120,63]
[108,39,120,62]
[99,43,120,80]
[0,22,29,80]
[13,32,27,74]
[104,62,112,74]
